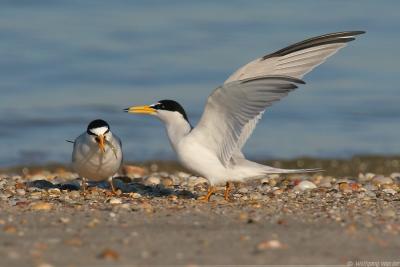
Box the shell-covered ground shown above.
[0,157,399,266]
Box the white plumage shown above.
[71,119,123,191]
[126,31,365,201]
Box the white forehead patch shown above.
[89,126,109,136]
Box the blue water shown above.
[0,1,399,167]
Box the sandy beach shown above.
[0,156,399,266]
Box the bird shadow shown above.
[26,176,196,199]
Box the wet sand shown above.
[0,156,399,266]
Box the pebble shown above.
[382,188,397,195]
[382,209,396,218]
[390,172,400,180]
[162,177,174,187]
[256,240,286,250]
[129,192,142,199]
[98,248,119,260]
[123,165,148,177]
[109,198,122,205]
[144,177,160,186]
[30,202,53,211]
[238,187,249,194]
[372,176,393,186]
[69,191,80,199]
[293,181,316,192]
[16,189,26,196]
[249,192,262,200]
[364,184,378,191]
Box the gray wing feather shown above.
[224,31,365,156]
[225,31,364,83]
[192,75,304,166]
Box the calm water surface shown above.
[0,1,399,167]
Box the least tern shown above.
[125,31,365,201]
[71,119,123,193]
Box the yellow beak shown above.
[124,105,156,115]
[96,135,106,153]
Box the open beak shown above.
[96,135,106,153]
[124,105,156,115]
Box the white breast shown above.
[176,134,228,185]
[72,134,123,181]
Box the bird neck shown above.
[163,117,192,150]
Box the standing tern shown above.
[125,31,365,201]
[71,119,123,193]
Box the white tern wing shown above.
[225,31,365,153]
[191,75,305,166]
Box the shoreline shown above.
[2,154,399,177]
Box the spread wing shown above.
[224,31,365,154]
[191,76,305,166]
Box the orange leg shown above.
[224,182,233,201]
[81,177,87,194]
[108,177,117,194]
[199,186,216,202]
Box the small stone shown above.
[364,184,378,191]
[15,182,25,189]
[187,177,207,188]
[30,202,53,211]
[267,179,277,187]
[365,190,377,198]
[238,187,249,194]
[144,177,160,186]
[69,191,80,199]
[382,188,397,195]
[59,217,70,224]
[382,209,396,218]
[98,248,119,260]
[256,240,286,250]
[48,188,61,195]
[3,225,17,234]
[162,177,174,187]
[129,192,142,199]
[109,198,122,205]
[273,189,283,195]
[177,172,191,179]
[16,189,26,196]
[372,176,393,186]
[390,172,400,180]
[123,165,148,177]
[293,181,316,192]
[249,192,262,200]
[319,177,332,188]
[87,218,100,228]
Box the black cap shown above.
[87,119,110,135]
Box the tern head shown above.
[125,99,190,124]
[86,119,111,153]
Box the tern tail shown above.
[262,167,323,174]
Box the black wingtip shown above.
[351,30,366,35]
[240,75,306,85]
[263,30,366,60]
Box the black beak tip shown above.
[123,108,129,112]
